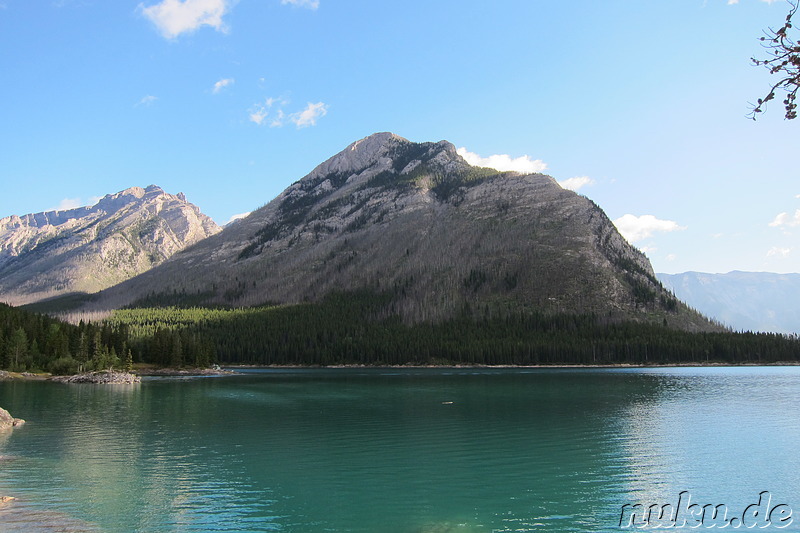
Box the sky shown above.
[1,0,798,275]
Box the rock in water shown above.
[0,407,25,429]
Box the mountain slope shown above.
[659,271,800,334]
[0,185,220,306]
[87,133,712,330]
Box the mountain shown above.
[0,185,221,306]
[658,271,800,334]
[84,133,713,330]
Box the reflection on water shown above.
[0,497,100,532]
[0,367,799,532]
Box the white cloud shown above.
[281,0,319,9]
[249,97,286,126]
[140,0,229,39]
[558,176,594,192]
[212,78,234,94]
[136,95,158,107]
[249,108,268,125]
[248,97,275,125]
[613,214,687,243]
[49,195,102,212]
[767,247,792,258]
[456,148,548,174]
[52,198,83,211]
[226,212,250,225]
[270,109,286,128]
[290,102,328,128]
[250,99,327,128]
[769,209,800,228]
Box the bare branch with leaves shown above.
[750,0,800,120]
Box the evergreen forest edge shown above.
[2,290,799,374]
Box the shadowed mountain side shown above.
[82,133,714,330]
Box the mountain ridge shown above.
[658,271,800,334]
[0,185,220,306]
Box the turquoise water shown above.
[1,367,800,532]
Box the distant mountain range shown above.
[67,132,711,331]
[658,271,800,335]
[0,185,220,306]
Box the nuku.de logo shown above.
[619,491,793,529]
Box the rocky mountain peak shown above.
[295,133,469,193]
[306,132,409,181]
[0,185,221,306]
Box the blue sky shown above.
[1,0,798,274]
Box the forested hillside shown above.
[106,292,800,367]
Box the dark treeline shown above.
[4,292,800,373]
[0,303,132,374]
[109,291,800,367]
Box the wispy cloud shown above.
[226,211,251,225]
[281,0,319,9]
[249,99,327,128]
[51,198,84,211]
[140,0,229,39]
[212,77,234,94]
[49,195,102,212]
[558,176,594,192]
[290,102,328,128]
[136,95,158,107]
[767,246,792,258]
[613,214,687,244]
[249,97,282,126]
[727,0,781,4]
[456,148,548,174]
[769,209,800,228]
[270,109,286,128]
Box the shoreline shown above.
[3,361,800,383]
[225,361,800,369]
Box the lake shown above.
[1,367,799,532]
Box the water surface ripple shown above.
[1,367,799,532]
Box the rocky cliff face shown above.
[0,185,220,305]
[87,134,711,330]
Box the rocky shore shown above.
[50,371,141,384]
[0,407,25,429]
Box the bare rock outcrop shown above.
[0,407,25,429]
[51,371,141,384]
